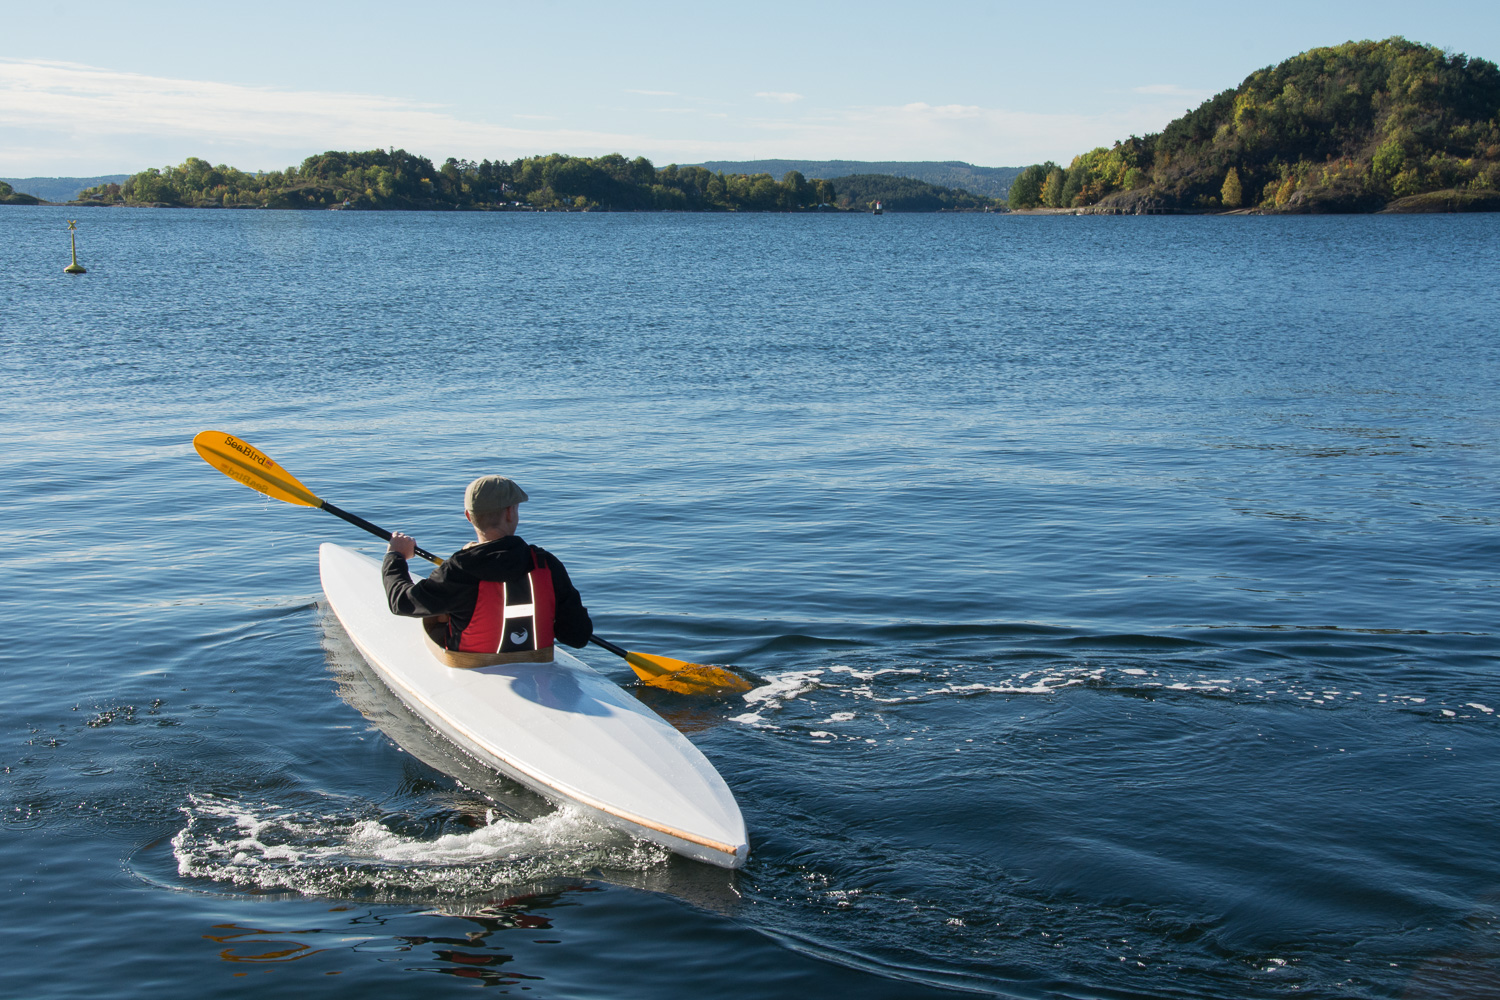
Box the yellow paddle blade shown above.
[624,651,754,695]
[193,431,324,508]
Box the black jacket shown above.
[381,534,592,649]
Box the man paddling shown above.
[382,475,592,660]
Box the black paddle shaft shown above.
[590,634,628,657]
[321,501,444,564]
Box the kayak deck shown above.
[318,542,748,868]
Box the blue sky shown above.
[2,0,1497,175]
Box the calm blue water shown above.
[2,206,1498,999]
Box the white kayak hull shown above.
[318,542,748,868]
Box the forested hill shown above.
[696,160,1021,199]
[74,152,1000,212]
[1007,37,1500,213]
[826,175,995,211]
[0,181,40,206]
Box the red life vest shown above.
[456,546,556,655]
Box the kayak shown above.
[318,542,749,869]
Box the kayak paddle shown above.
[192,431,752,695]
[586,635,754,696]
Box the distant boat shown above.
[873,200,884,215]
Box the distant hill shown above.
[827,174,999,212]
[1007,37,1500,214]
[693,160,1021,199]
[0,175,131,203]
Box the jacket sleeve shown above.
[542,550,593,648]
[382,553,474,618]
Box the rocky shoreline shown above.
[1010,186,1500,215]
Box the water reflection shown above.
[201,887,617,986]
[206,925,327,964]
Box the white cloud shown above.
[754,91,805,103]
[0,56,1195,173]
[901,102,983,120]
[626,89,677,96]
[0,57,710,172]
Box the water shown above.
[2,206,1498,999]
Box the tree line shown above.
[73,151,999,213]
[1007,38,1500,213]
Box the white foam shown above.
[932,682,1052,696]
[1467,703,1494,715]
[733,670,826,727]
[730,659,1464,740]
[827,665,922,681]
[743,669,823,707]
[172,794,665,894]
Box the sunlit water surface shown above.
[1,207,1498,999]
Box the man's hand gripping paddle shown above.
[192,431,752,696]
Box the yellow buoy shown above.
[64,219,86,274]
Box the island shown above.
[1007,37,1500,214]
[74,154,1002,213]
[0,181,40,206]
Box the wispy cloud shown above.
[626,88,677,96]
[0,58,685,171]
[0,56,1198,173]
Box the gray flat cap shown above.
[465,475,529,514]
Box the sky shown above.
[2,0,1498,176]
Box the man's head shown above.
[465,475,528,538]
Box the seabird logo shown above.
[509,628,529,645]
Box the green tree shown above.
[1060,167,1084,206]
[1041,167,1065,207]
[1008,164,1046,209]
[782,170,809,207]
[1371,137,1406,187]
[1221,167,1243,208]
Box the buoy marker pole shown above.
[64,219,86,274]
